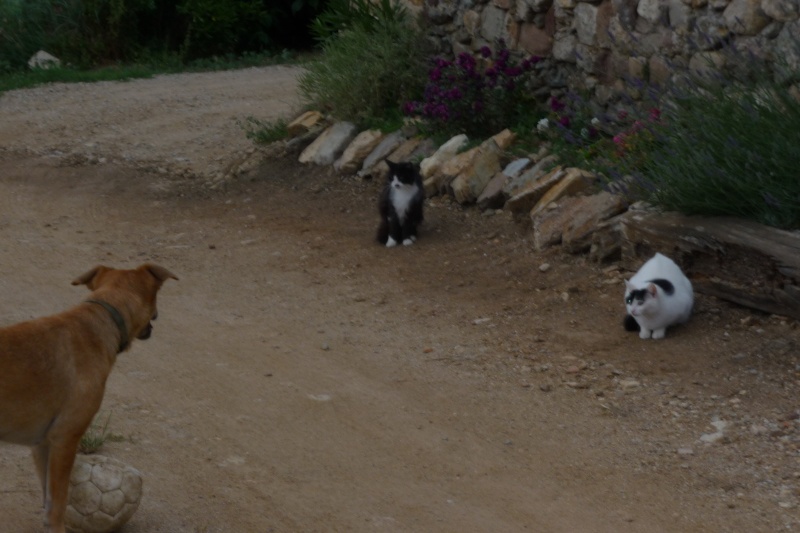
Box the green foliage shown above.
[178,0,268,59]
[79,412,124,454]
[239,116,289,144]
[0,64,153,93]
[310,0,409,43]
[0,51,293,94]
[0,0,324,72]
[298,11,431,126]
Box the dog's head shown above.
[72,263,178,348]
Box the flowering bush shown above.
[404,42,540,138]
[537,93,663,183]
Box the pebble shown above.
[618,379,641,392]
[539,263,551,272]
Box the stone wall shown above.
[401,0,799,108]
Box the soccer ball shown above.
[65,455,143,533]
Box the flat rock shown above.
[503,154,559,198]
[419,134,469,180]
[28,50,61,69]
[451,139,502,204]
[359,130,406,175]
[298,122,358,166]
[334,129,384,174]
[562,191,628,253]
[490,128,517,150]
[530,167,596,219]
[533,195,582,250]
[364,137,424,181]
[505,165,566,215]
[287,110,325,138]
[477,171,510,211]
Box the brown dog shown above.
[0,263,178,533]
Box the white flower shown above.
[537,118,550,132]
[591,117,601,127]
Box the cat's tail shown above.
[376,220,389,245]
[623,314,640,332]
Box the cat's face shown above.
[386,160,419,189]
[625,281,658,317]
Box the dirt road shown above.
[0,66,798,532]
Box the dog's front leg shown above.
[31,443,50,508]
[43,438,81,533]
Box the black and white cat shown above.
[624,252,694,339]
[377,159,424,247]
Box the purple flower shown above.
[429,67,442,82]
[559,115,571,128]
[447,88,463,100]
[550,97,565,112]
[479,46,492,58]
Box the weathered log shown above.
[620,209,800,320]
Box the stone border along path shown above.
[270,110,800,321]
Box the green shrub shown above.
[298,6,431,127]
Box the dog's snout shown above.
[137,322,153,340]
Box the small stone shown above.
[677,447,694,456]
[539,263,551,272]
[539,383,553,392]
[618,379,641,391]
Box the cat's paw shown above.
[402,238,414,246]
[385,237,398,248]
[639,329,652,339]
[409,235,417,243]
[652,329,666,339]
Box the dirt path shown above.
[0,66,798,532]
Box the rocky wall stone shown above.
[398,0,792,113]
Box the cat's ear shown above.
[647,283,659,297]
[385,158,396,169]
[624,279,635,292]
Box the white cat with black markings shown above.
[624,252,694,339]
[377,159,424,248]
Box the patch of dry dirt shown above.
[0,66,799,532]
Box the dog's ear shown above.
[72,265,109,289]
[141,263,179,283]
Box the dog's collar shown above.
[85,299,129,353]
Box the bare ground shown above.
[0,66,798,533]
